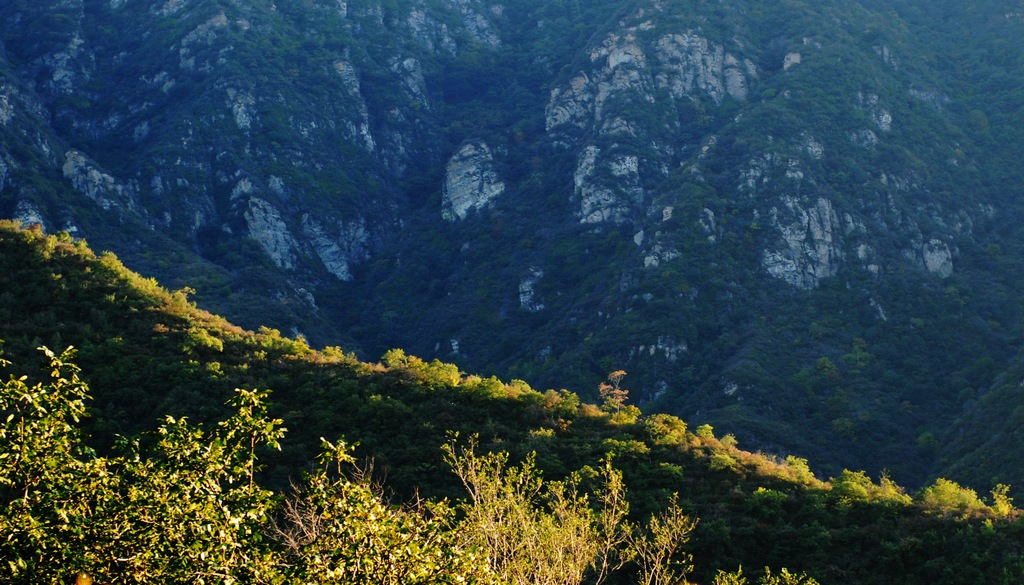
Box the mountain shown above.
[2,221,1024,585]
[2,0,1024,489]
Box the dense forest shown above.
[3,221,1024,583]
[5,0,1024,494]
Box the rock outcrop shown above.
[243,197,300,270]
[301,214,372,282]
[442,141,505,222]
[631,336,688,362]
[762,197,843,289]
[922,238,954,278]
[547,28,756,133]
[0,87,13,126]
[333,60,376,152]
[519,267,545,312]
[547,26,757,226]
[654,33,756,103]
[62,150,138,212]
[573,145,644,224]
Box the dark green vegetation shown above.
[3,0,1024,514]
[3,224,1024,583]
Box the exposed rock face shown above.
[762,196,843,289]
[547,27,758,227]
[922,239,954,277]
[803,134,824,159]
[392,57,430,109]
[301,214,371,281]
[244,197,300,270]
[654,33,756,103]
[13,200,47,230]
[62,150,137,211]
[333,60,376,152]
[546,29,754,133]
[226,88,257,132]
[519,267,545,312]
[40,23,90,97]
[850,129,879,148]
[178,13,230,71]
[574,146,644,224]
[0,88,13,126]
[631,336,688,362]
[860,93,893,132]
[442,141,505,221]
[158,0,188,17]
[408,8,458,55]
[644,242,680,268]
[448,0,502,47]
[407,0,500,54]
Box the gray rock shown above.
[442,141,505,221]
[301,214,371,281]
[244,197,300,270]
[922,239,954,277]
[763,196,843,289]
[333,60,376,152]
[519,267,545,312]
[0,88,13,126]
[62,150,137,211]
[13,200,47,230]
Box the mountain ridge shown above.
[2,220,1023,584]
[2,0,1024,490]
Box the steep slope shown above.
[2,222,1024,585]
[2,0,1024,488]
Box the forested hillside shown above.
[3,0,1024,511]
[3,222,1024,583]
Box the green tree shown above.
[990,484,1015,518]
[916,478,986,518]
[642,414,688,446]
[0,347,103,582]
[714,566,820,585]
[630,494,698,585]
[0,348,287,583]
[443,436,631,585]
[274,439,498,584]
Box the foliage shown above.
[714,566,821,585]
[2,226,1024,584]
[443,436,631,585]
[6,0,1024,511]
[0,349,495,584]
[271,439,498,585]
[915,478,987,518]
[630,494,698,585]
[0,347,285,583]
